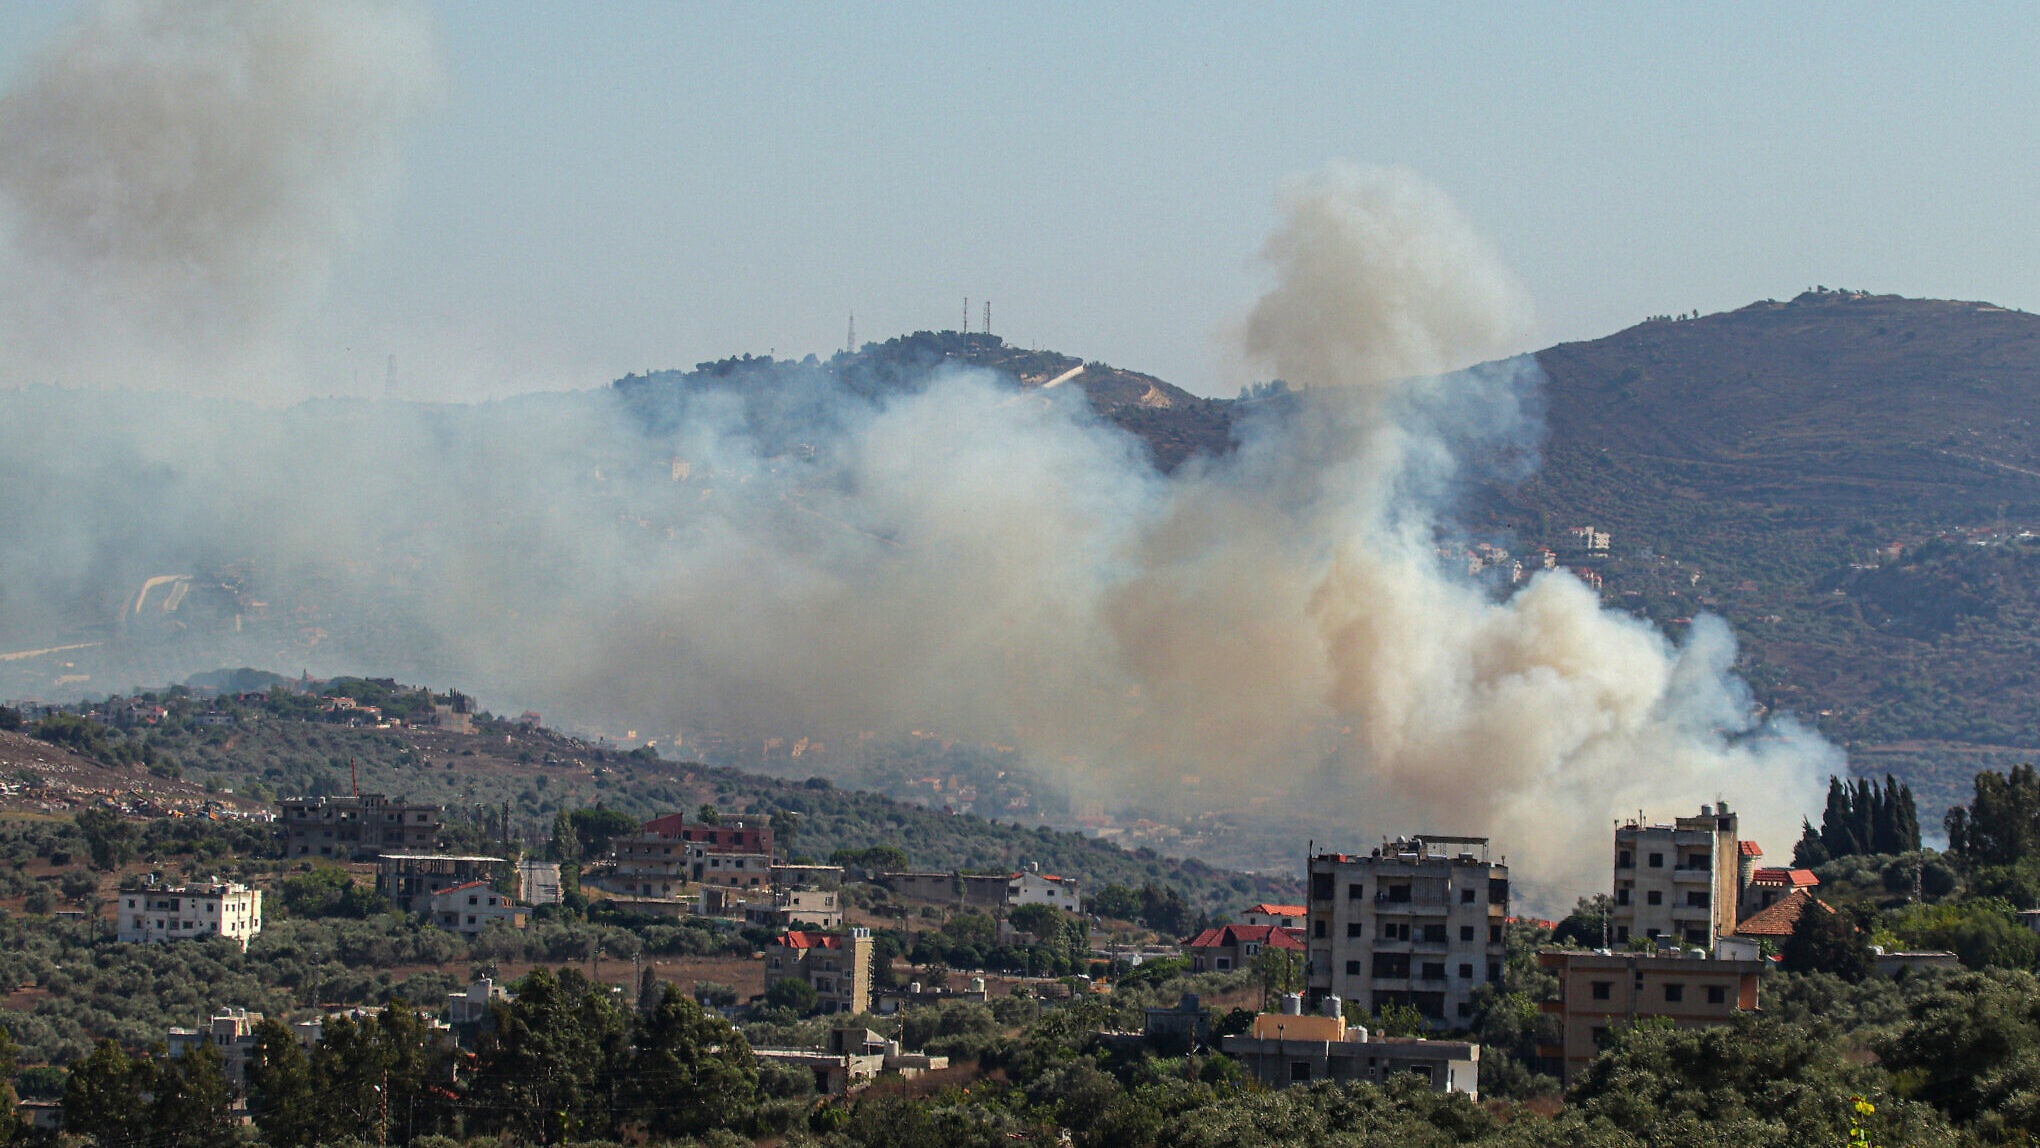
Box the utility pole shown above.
[379,1070,388,1148]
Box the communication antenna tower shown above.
[983,301,991,337]
[846,312,856,355]
[963,296,969,334]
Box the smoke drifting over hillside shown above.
[0,6,1833,898]
[0,0,434,395]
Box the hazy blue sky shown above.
[4,3,2037,398]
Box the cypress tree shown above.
[1821,777,1852,859]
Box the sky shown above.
[2,2,2036,401]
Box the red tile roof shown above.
[1735,889,1829,937]
[1184,923,1305,951]
[1739,841,1764,857]
[1245,903,1308,918]
[435,880,493,895]
[1748,867,1820,889]
[775,930,843,950]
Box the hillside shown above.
[1480,291,2040,822]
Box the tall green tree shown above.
[245,1017,319,1148]
[152,1041,237,1148]
[1948,764,2040,867]
[0,1022,19,1146]
[1781,899,1873,982]
[468,967,629,1144]
[62,1040,155,1147]
[624,984,759,1139]
[74,807,140,871]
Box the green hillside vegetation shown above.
[1476,292,2040,823]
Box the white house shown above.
[118,881,263,951]
[1007,871,1080,913]
[426,880,527,935]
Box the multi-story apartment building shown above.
[1305,836,1509,1027]
[1537,950,1762,1084]
[427,880,528,935]
[280,793,442,859]
[1610,804,1742,949]
[607,832,691,898]
[118,881,263,951]
[689,844,772,888]
[764,927,873,1015]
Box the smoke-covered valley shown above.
[0,2,1836,903]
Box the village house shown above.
[1738,865,1820,918]
[280,793,442,860]
[426,880,528,935]
[745,887,844,930]
[1220,998,1480,1096]
[1183,922,1303,974]
[118,880,263,951]
[377,854,505,916]
[763,928,874,1016]
[1242,903,1308,929]
[1006,870,1080,912]
[1537,950,1762,1085]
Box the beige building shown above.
[1304,837,1509,1027]
[427,880,528,935]
[377,854,504,916]
[746,888,843,930]
[166,1008,266,1090]
[1220,1004,1480,1096]
[118,881,263,951]
[690,844,772,888]
[608,832,691,898]
[764,927,873,1015]
[1611,804,1744,950]
[1537,950,1762,1084]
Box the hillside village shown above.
[4,673,2040,1145]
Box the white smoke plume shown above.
[0,0,435,396]
[0,5,1834,904]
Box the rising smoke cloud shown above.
[0,0,435,395]
[0,8,1834,902]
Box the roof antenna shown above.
[846,312,856,356]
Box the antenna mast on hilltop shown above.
[963,296,969,334]
[846,312,856,355]
[983,301,991,337]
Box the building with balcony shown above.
[1611,804,1744,950]
[426,880,528,935]
[1304,836,1509,1027]
[280,793,441,860]
[641,812,775,859]
[1537,950,1761,1084]
[118,881,263,951]
[690,844,772,888]
[763,928,873,1015]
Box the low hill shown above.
[1481,291,2040,822]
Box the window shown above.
[1457,963,1473,979]
[1591,1026,1612,1050]
[1385,883,1412,903]
[1488,925,1502,944]
[1707,985,1727,1005]
[1460,925,1475,942]
[1460,887,1475,903]
[1422,924,1446,943]
[1290,1061,1312,1083]
[1347,922,1363,938]
[1616,887,1631,905]
[1346,960,1362,976]
[1348,883,1364,900]
[1420,962,1446,981]
[1646,890,1663,906]
[1617,850,1633,868]
[1684,928,1709,946]
[1312,873,1335,901]
[1314,920,1328,939]
[1591,980,1612,1000]
[1648,852,1664,868]
[1457,1001,1473,1018]
[1616,926,1630,942]
[1664,983,1684,1002]
[1686,891,1709,907]
[1372,953,1410,978]
[1216,957,1232,971]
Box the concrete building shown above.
[377,854,504,916]
[447,978,508,1026]
[1537,950,1762,1085]
[641,812,775,859]
[166,1008,266,1090]
[880,870,1010,910]
[751,1024,948,1096]
[118,881,263,951]
[689,844,772,888]
[1184,923,1304,974]
[1007,871,1080,912]
[426,880,528,935]
[281,794,441,860]
[771,863,845,888]
[764,928,873,1016]
[745,887,843,930]
[1304,837,1509,1026]
[1611,804,1745,950]
[608,832,691,898]
[1243,903,1308,929]
[517,859,562,906]
[1220,1002,1479,1096]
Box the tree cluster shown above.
[1796,774,1921,867]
